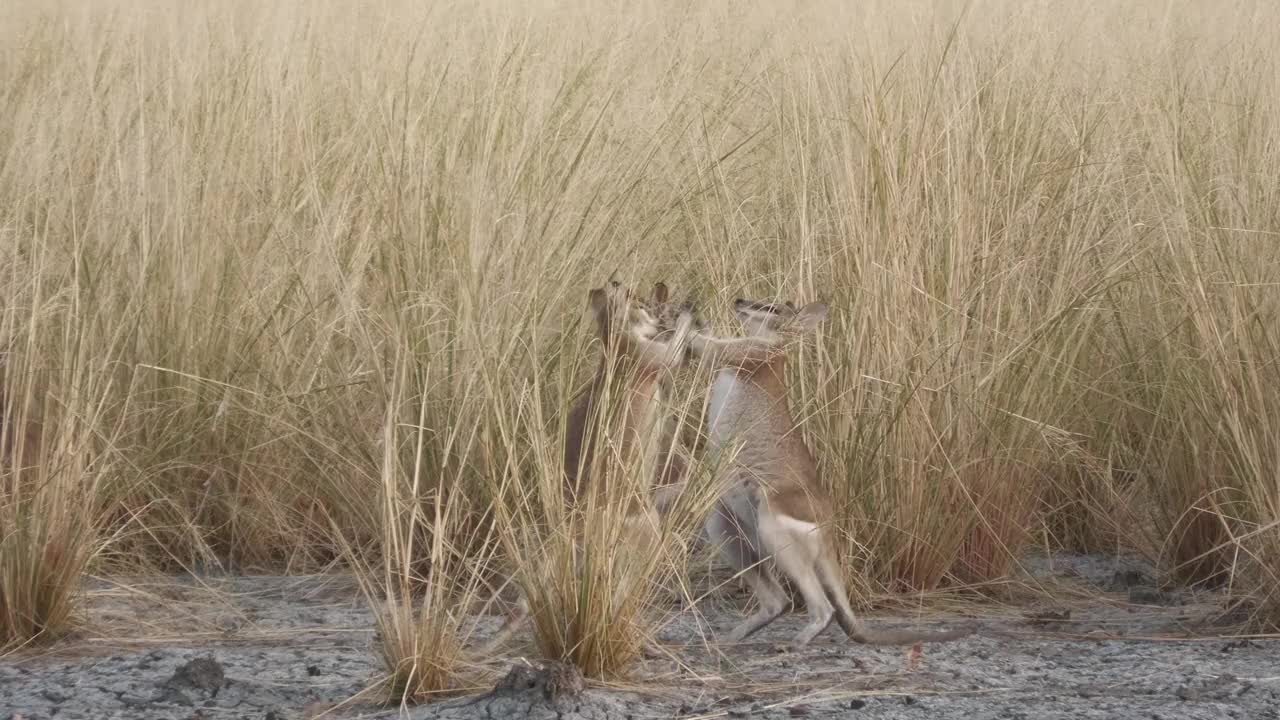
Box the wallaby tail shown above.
[815,551,972,646]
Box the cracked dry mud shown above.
[2,554,1278,720]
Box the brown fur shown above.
[686,298,972,649]
[481,280,693,654]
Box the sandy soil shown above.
[2,554,1278,720]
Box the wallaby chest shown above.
[706,369,782,464]
[705,362,825,523]
[707,369,746,444]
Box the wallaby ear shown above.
[652,282,669,305]
[792,302,828,333]
[588,287,608,313]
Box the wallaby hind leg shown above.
[725,565,789,642]
[761,512,834,648]
[478,593,528,655]
[815,549,864,641]
[704,502,760,570]
[813,546,972,645]
[705,504,789,642]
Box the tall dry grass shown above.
[2,245,113,649]
[479,337,724,678]
[3,0,1280,664]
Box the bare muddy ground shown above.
[2,554,1278,720]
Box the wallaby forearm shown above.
[688,331,779,368]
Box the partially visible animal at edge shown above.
[682,297,973,649]
[0,379,42,478]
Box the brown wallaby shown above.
[683,298,972,649]
[480,280,694,654]
[564,281,693,514]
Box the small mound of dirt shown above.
[157,655,227,706]
[492,661,585,702]
[1106,568,1153,591]
[166,656,225,693]
[398,661,638,720]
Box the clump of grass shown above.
[1,310,109,650]
[1037,449,1137,555]
[0,390,92,651]
[1138,282,1280,617]
[342,350,496,703]
[755,33,1144,593]
[484,321,721,679]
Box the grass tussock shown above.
[1,301,110,650]
[0,388,96,651]
[341,344,505,700]
[480,323,723,679]
[3,0,1280,643]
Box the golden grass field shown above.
[3,0,1280,701]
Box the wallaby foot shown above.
[725,565,790,642]
[477,595,529,656]
[705,505,791,643]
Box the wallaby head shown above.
[647,282,688,337]
[586,280,693,360]
[731,298,828,345]
[589,281,655,349]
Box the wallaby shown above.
[682,298,971,649]
[480,280,694,654]
[564,281,694,514]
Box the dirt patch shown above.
[2,555,1279,719]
